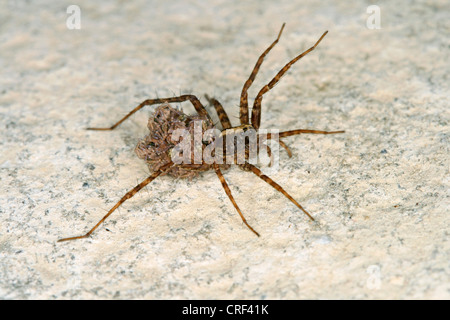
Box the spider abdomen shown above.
[135,104,216,179]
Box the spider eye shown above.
[149,142,156,147]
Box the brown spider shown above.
[58,23,344,242]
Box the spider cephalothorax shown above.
[58,23,344,242]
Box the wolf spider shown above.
[58,23,344,242]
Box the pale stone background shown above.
[0,0,448,299]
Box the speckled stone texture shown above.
[0,0,448,299]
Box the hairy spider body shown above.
[135,104,217,179]
[135,104,257,179]
[58,24,344,242]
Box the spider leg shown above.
[58,162,173,242]
[261,130,344,157]
[205,94,232,130]
[279,129,344,137]
[264,144,274,166]
[251,31,328,129]
[87,95,211,130]
[264,129,345,140]
[260,141,289,165]
[278,139,293,157]
[240,163,314,221]
[258,129,345,160]
[257,137,290,166]
[213,164,260,237]
[239,23,286,125]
